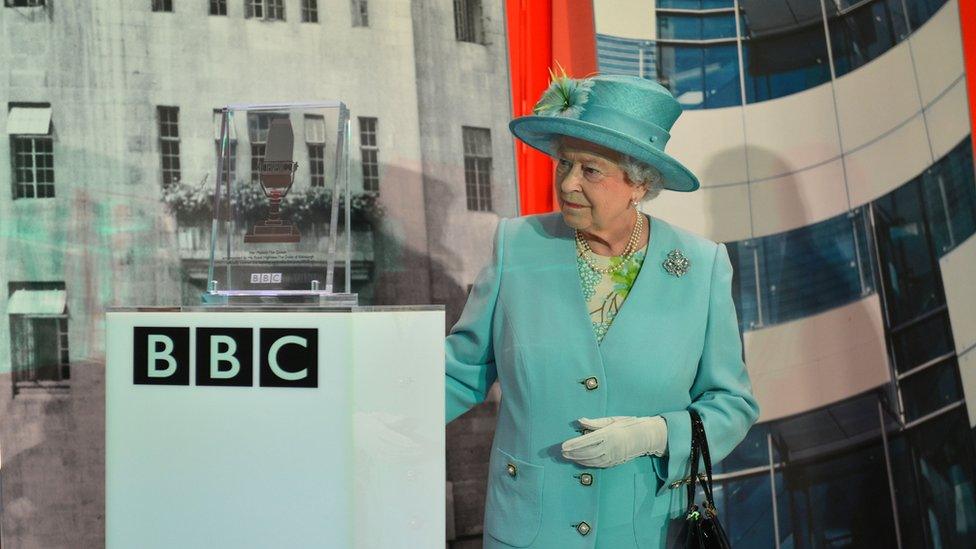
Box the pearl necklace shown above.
[575,210,645,275]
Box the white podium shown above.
[105,307,445,548]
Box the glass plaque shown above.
[203,102,356,306]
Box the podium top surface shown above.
[106,305,445,313]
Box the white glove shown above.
[561,416,668,468]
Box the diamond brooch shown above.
[662,249,690,277]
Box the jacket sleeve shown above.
[651,242,761,497]
[445,218,506,424]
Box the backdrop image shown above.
[4,0,976,548]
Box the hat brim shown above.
[509,115,700,192]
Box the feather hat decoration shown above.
[532,64,594,119]
[509,72,702,192]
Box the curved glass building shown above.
[597,1,976,546]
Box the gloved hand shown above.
[561,415,668,468]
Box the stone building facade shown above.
[0,1,516,547]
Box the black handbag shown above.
[682,409,732,548]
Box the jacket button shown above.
[579,473,593,486]
[582,377,599,390]
[575,521,591,536]
[506,463,517,477]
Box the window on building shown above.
[151,0,172,12]
[890,309,954,375]
[657,43,741,109]
[454,0,485,43]
[4,0,45,6]
[305,114,326,187]
[905,0,949,30]
[358,117,379,192]
[741,23,831,103]
[213,109,237,184]
[217,141,238,186]
[210,0,227,16]
[157,106,181,186]
[874,179,944,327]
[658,12,736,40]
[652,0,741,109]
[351,0,368,27]
[245,0,285,20]
[301,0,318,22]
[462,126,492,212]
[921,137,976,256]
[247,112,288,184]
[826,0,908,78]
[658,0,733,6]
[8,282,69,391]
[8,103,54,199]
[596,34,656,80]
[727,208,875,331]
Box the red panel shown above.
[961,0,976,162]
[506,0,596,215]
[552,0,598,80]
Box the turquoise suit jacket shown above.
[445,212,760,548]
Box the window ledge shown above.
[14,381,70,396]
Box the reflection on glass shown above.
[905,0,949,30]
[773,472,794,548]
[714,474,775,546]
[899,359,963,422]
[701,13,736,40]
[888,433,926,548]
[596,34,655,79]
[728,241,759,331]
[828,0,908,78]
[728,208,876,329]
[657,45,704,107]
[658,44,741,109]
[742,24,830,103]
[658,14,704,41]
[873,179,944,326]
[704,44,742,106]
[658,0,709,8]
[658,13,736,40]
[715,423,772,474]
[896,409,976,547]
[702,0,734,8]
[781,441,896,547]
[760,211,865,326]
[924,137,976,255]
[891,310,954,374]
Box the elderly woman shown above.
[445,74,759,548]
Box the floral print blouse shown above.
[577,241,649,344]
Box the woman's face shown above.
[554,137,646,233]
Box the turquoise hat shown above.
[509,74,700,192]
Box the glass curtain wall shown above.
[595,0,951,108]
[726,137,974,334]
[710,137,976,548]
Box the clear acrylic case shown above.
[204,102,356,306]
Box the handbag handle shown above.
[685,410,717,514]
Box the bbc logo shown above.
[132,327,318,388]
[250,273,283,284]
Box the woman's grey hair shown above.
[619,156,665,203]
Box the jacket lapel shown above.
[541,214,603,350]
[598,214,673,355]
